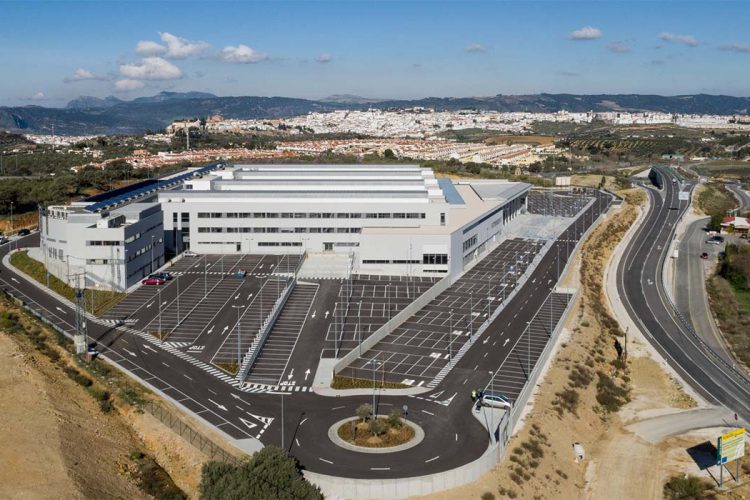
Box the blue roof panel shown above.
[438,178,465,205]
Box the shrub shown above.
[596,371,630,413]
[481,492,496,500]
[99,399,113,413]
[387,408,402,428]
[356,403,372,422]
[663,475,716,500]
[199,447,322,500]
[555,388,580,415]
[369,418,387,437]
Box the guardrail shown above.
[235,277,296,383]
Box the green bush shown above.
[595,371,630,413]
[369,418,387,436]
[199,447,322,500]
[356,403,372,422]
[387,408,402,428]
[663,474,716,500]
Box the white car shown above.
[480,391,513,410]
[182,250,198,257]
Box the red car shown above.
[142,276,166,285]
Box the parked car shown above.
[182,250,197,257]
[17,228,31,236]
[700,252,709,260]
[142,276,166,285]
[149,272,172,281]
[480,390,513,410]
[706,237,723,245]
[0,237,8,245]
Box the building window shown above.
[423,254,448,265]
[440,213,446,226]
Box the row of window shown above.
[48,247,64,262]
[197,227,362,234]
[423,254,449,265]
[196,212,426,220]
[258,242,303,247]
[87,240,121,246]
[362,259,421,265]
[462,235,478,252]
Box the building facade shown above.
[39,202,164,291]
[160,164,530,277]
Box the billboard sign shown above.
[717,428,746,464]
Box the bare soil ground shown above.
[0,331,145,499]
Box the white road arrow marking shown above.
[124,349,137,357]
[239,417,257,430]
[287,369,294,381]
[503,338,510,347]
[247,293,253,300]
[143,344,157,353]
[230,393,242,401]
[10,277,19,283]
[235,294,240,300]
[208,399,227,411]
[207,325,215,335]
[222,326,229,335]
[311,310,316,318]
[324,310,330,319]
[162,301,167,307]
[304,369,311,381]
[145,301,154,309]
[483,337,490,345]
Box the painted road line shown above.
[370,467,390,471]
[183,374,193,381]
[208,399,228,411]
[425,456,440,463]
[421,409,435,416]
[55,306,67,314]
[332,406,345,410]
[318,458,333,464]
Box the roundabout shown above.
[328,415,424,454]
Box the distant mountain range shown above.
[2,91,750,135]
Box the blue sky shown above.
[1,0,749,106]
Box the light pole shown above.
[204,254,207,298]
[176,273,181,324]
[150,235,155,274]
[469,292,473,340]
[232,304,243,369]
[449,308,454,365]
[9,201,13,252]
[358,301,362,356]
[158,287,163,341]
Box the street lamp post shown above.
[9,201,14,252]
[449,308,454,365]
[150,235,155,274]
[158,287,163,341]
[232,304,243,369]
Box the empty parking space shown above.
[245,283,319,386]
[321,276,440,358]
[339,238,546,386]
[485,292,573,400]
[527,190,592,217]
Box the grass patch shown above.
[694,183,737,217]
[215,362,239,376]
[331,375,409,390]
[707,275,750,368]
[9,250,124,315]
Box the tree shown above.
[199,447,322,500]
[356,403,372,422]
[387,408,402,428]
[383,148,395,159]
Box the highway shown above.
[617,166,750,421]
[0,190,611,480]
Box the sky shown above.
[1,0,749,107]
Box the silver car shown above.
[480,390,513,410]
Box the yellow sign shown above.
[718,428,746,464]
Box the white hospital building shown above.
[159,164,530,277]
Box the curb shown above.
[327,416,424,454]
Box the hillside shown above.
[2,92,750,135]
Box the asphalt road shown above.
[0,191,612,479]
[617,166,750,422]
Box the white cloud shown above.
[659,32,698,47]
[114,79,145,92]
[219,44,267,64]
[64,67,107,83]
[31,91,46,100]
[315,53,332,63]
[719,42,750,53]
[159,32,209,59]
[136,40,167,56]
[607,41,631,53]
[464,43,485,53]
[569,26,603,41]
[119,57,183,80]
[135,32,208,58]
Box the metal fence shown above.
[144,401,241,466]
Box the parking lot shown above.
[101,253,303,370]
[340,238,546,386]
[321,275,440,359]
[484,291,574,400]
[527,190,592,217]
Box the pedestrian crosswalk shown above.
[241,383,311,393]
